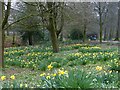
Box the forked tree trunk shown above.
[47,2,59,53]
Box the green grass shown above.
[0,43,119,88]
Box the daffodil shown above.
[46,76,50,79]
[10,75,15,80]
[10,85,13,87]
[96,66,102,71]
[25,84,28,88]
[52,73,57,77]
[40,73,46,76]
[109,70,112,73]
[47,64,53,70]
[1,76,6,81]
[20,84,23,88]
[58,70,65,75]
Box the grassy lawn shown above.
[0,43,119,89]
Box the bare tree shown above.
[94,2,108,43]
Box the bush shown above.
[70,29,83,40]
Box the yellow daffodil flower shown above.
[52,73,57,77]
[1,76,6,81]
[96,66,102,71]
[25,84,28,88]
[46,76,50,79]
[20,84,23,88]
[58,70,65,75]
[40,73,46,76]
[10,75,15,80]
[47,64,53,70]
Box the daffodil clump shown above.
[0,75,16,81]
[4,46,53,69]
[40,67,68,80]
[78,46,102,53]
[67,50,118,65]
[4,44,118,70]
[107,58,119,71]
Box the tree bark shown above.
[109,29,112,40]
[50,31,59,53]
[0,2,4,68]
[83,24,87,42]
[12,31,15,45]
[0,2,11,68]
[103,27,107,41]
[56,3,64,38]
[47,2,59,53]
[28,31,33,45]
[98,2,103,43]
[99,13,103,43]
[115,2,120,41]
[2,2,11,29]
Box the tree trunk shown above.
[1,1,11,68]
[99,16,103,43]
[47,2,59,53]
[0,2,4,68]
[12,31,15,45]
[98,2,103,43]
[103,27,107,41]
[60,32,63,41]
[109,29,112,40]
[115,1,120,41]
[83,24,86,42]
[28,32,33,45]
[56,3,64,38]
[50,31,59,53]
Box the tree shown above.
[115,2,120,41]
[0,2,3,68]
[0,1,11,68]
[94,2,108,43]
[47,2,59,53]
[10,2,65,53]
[35,2,65,52]
[80,3,93,42]
[103,2,118,41]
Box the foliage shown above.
[40,68,93,89]
[2,44,119,88]
[4,44,118,69]
[70,29,83,40]
[93,71,119,88]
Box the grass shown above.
[0,43,119,88]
